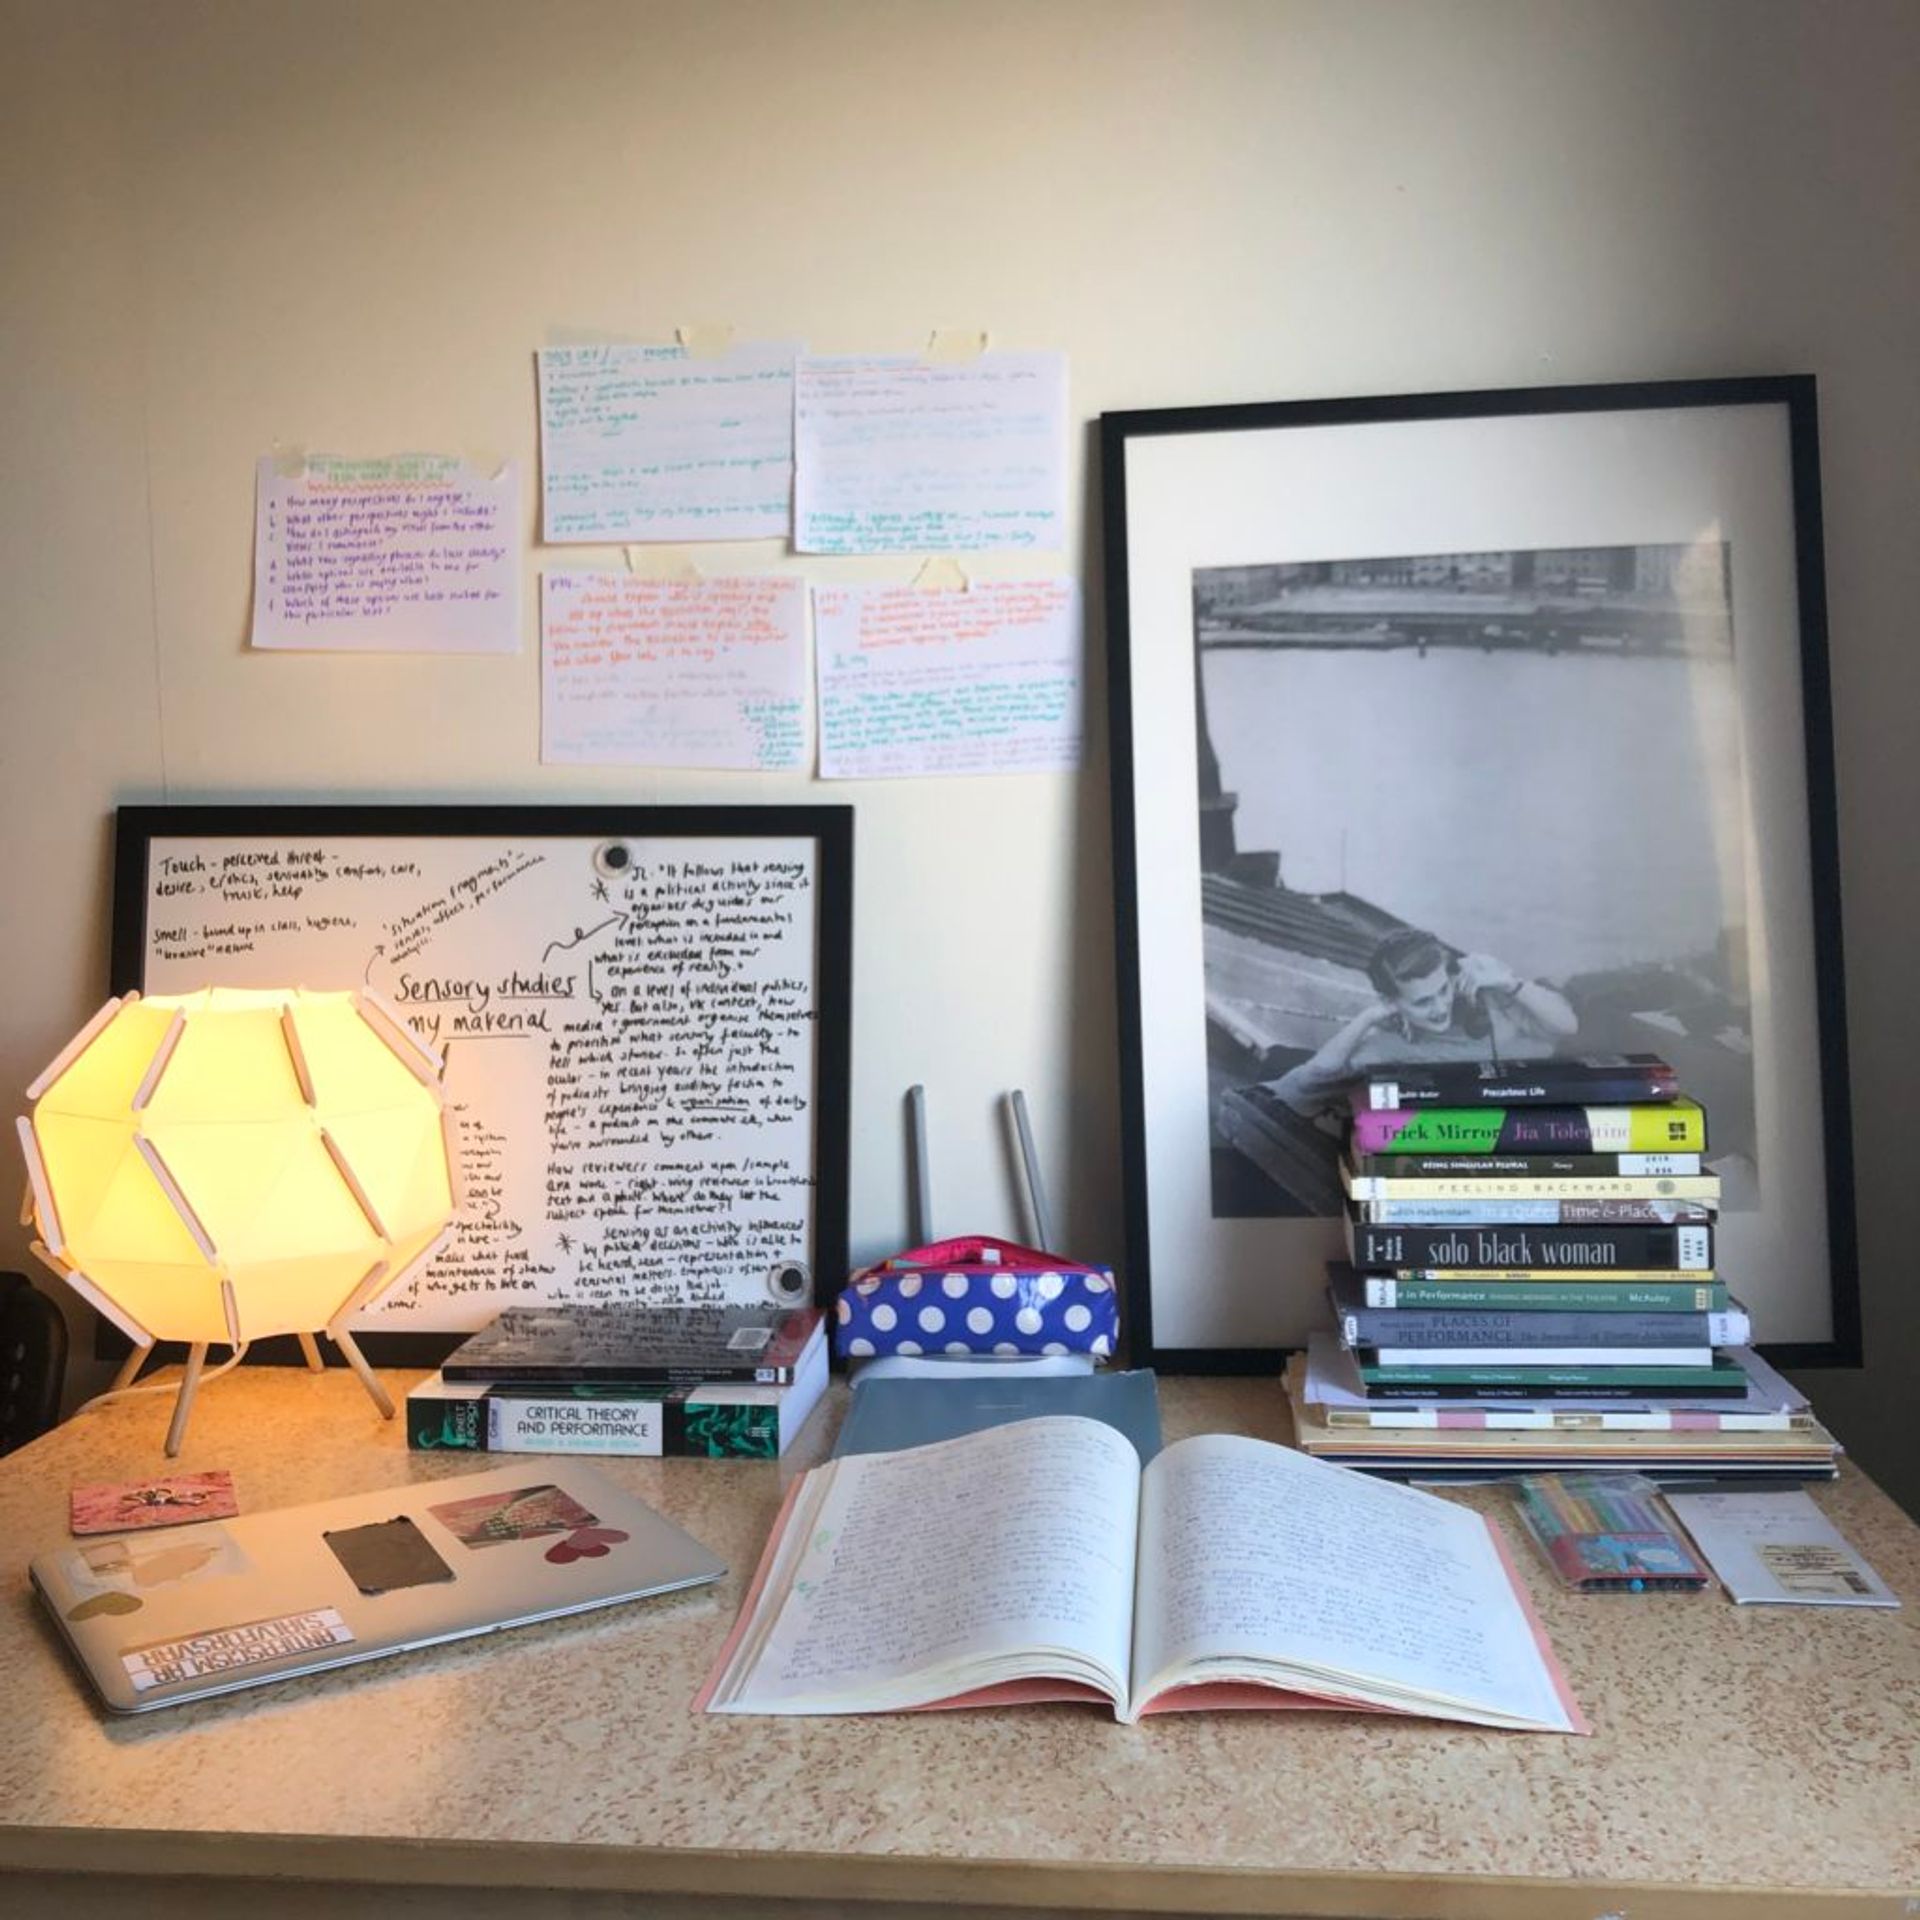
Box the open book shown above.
[699,1416,1584,1732]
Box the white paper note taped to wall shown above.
[813,578,1082,779]
[250,453,521,653]
[537,340,800,544]
[541,571,808,770]
[794,352,1068,554]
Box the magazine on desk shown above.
[698,1416,1584,1733]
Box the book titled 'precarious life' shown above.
[1361,1053,1677,1111]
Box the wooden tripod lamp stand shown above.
[16,985,457,1455]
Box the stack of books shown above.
[406,1302,830,1460]
[1283,1054,1839,1483]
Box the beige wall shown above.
[2,0,1914,1508]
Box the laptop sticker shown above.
[120,1608,356,1692]
[70,1470,239,1536]
[545,1524,631,1565]
[427,1483,599,1548]
[63,1528,250,1600]
[323,1516,457,1595]
[67,1590,144,1623]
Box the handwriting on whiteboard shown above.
[540,572,807,770]
[814,578,1082,778]
[250,453,520,653]
[794,352,1068,554]
[537,341,799,544]
[141,836,820,1326]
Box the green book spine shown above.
[1363,1277,1729,1312]
[1356,1362,1735,1388]
[1352,1099,1707,1156]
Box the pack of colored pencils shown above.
[1513,1472,1711,1592]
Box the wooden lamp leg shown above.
[110,1341,154,1392]
[164,1343,210,1456]
[330,1327,394,1420]
[295,1330,325,1372]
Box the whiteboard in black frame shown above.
[1101,376,1858,1372]
[110,804,852,1365]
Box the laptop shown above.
[30,1461,726,1714]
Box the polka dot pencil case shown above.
[834,1237,1119,1360]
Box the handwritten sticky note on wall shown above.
[813,578,1082,779]
[538,340,800,544]
[794,352,1068,554]
[251,454,520,653]
[541,571,807,770]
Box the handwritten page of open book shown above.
[704,1416,1140,1714]
[537,341,799,544]
[250,453,520,653]
[794,352,1068,554]
[813,579,1082,779]
[1132,1433,1581,1730]
[541,572,808,770]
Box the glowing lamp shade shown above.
[17,986,456,1453]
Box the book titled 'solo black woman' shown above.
[1359,1053,1677,1112]
[440,1304,825,1386]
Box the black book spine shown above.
[1348,1223,1709,1272]
[1363,1062,1676,1108]
[439,1360,789,1385]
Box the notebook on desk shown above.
[30,1461,725,1714]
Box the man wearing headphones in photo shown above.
[1269,926,1578,1117]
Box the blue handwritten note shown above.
[251,453,520,653]
[794,352,1068,554]
[537,341,800,543]
[813,578,1082,778]
[541,571,807,770]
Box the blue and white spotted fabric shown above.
[834,1237,1119,1359]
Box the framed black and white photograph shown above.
[1102,377,1857,1370]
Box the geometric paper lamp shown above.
[17,986,457,1455]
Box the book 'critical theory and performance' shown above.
[407,1330,829,1460]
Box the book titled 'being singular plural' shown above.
[439,1303,825,1386]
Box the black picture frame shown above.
[107,801,854,1368]
[1102,376,1857,1372]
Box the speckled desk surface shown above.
[0,1370,1915,1920]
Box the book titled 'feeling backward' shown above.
[698,1414,1584,1734]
